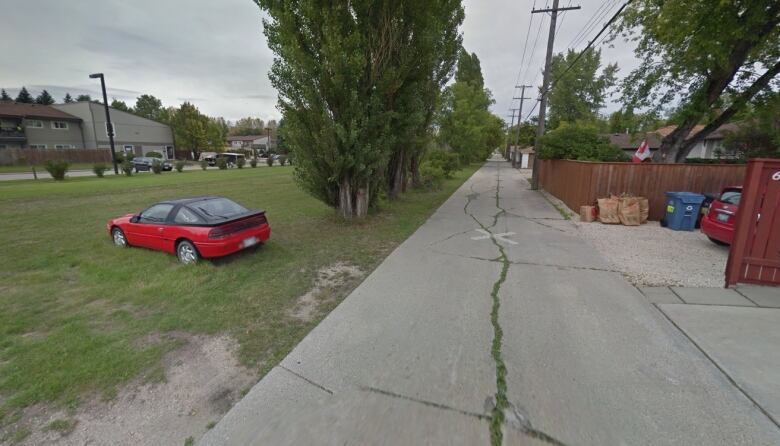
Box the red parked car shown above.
[700,186,742,245]
[107,196,270,263]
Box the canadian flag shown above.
[632,139,651,163]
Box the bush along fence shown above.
[537,159,747,221]
[0,148,114,166]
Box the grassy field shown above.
[0,165,478,428]
[0,163,96,174]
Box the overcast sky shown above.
[1,0,638,124]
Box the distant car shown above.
[133,157,172,172]
[700,186,742,245]
[107,196,271,264]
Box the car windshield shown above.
[720,189,741,205]
[191,198,248,219]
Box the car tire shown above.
[707,236,729,246]
[112,227,128,248]
[177,240,199,264]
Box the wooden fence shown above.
[0,148,113,166]
[538,159,747,221]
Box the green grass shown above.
[0,163,96,174]
[0,164,479,424]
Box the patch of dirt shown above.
[288,263,364,322]
[9,334,256,446]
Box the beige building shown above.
[0,102,85,150]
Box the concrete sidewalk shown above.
[201,159,780,445]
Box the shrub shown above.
[538,123,629,162]
[175,160,185,172]
[279,156,287,166]
[266,156,274,167]
[121,159,133,176]
[93,163,108,178]
[419,161,444,189]
[217,157,228,170]
[145,151,163,158]
[44,160,69,181]
[237,157,246,169]
[151,159,163,174]
[426,150,460,178]
[200,159,208,170]
[250,158,257,168]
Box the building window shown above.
[54,144,74,149]
[124,145,134,152]
[29,144,47,149]
[52,121,69,130]
[26,120,43,128]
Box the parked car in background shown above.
[700,186,742,245]
[107,196,271,263]
[133,157,172,172]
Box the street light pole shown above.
[89,73,118,174]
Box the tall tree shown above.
[170,102,209,160]
[15,87,33,103]
[63,93,74,103]
[258,0,464,218]
[607,107,663,134]
[723,90,780,159]
[110,99,131,112]
[133,94,163,121]
[75,94,92,102]
[229,117,266,136]
[613,0,780,162]
[35,90,55,105]
[547,49,617,129]
[437,48,502,163]
[0,89,11,102]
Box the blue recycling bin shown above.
[664,192,706,231]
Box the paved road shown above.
[201,159,780,445]
[0,163,262,181]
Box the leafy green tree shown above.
[613,0,780,162]
[76,94,92,102]
[229,117,266,136]
[15,87,33,103]
[110,99,131,112]
[63,93,74,103]
[437,48,502,163]
[35,90,55,105]
[607,107,663,134]
[723,91,780,159]
[506,122,536,147]
[0,89,10,101]
[548,49,617,130]
[538,122,629,161]
[133,94,163,121]
[258,0,464,218]
[169,102,209,160]
[206,117,228,151]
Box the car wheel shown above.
[707,236,729,246]
[177,240,199,264]
[112,227,128,247]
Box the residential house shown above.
[0,102,84,151]
[226,135,272,152]
[607,123,740,160]
[53,101,175,159]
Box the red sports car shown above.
[700,186,741,245]
[107,196,271,263]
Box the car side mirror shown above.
[130,215,140,223]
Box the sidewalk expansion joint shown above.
[360,386,491,421]
[279,365,334,395]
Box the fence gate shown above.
[726,158,780,287]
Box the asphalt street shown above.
[201,158,780,445]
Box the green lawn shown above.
[0,165,478,426]
[0,163,97,174]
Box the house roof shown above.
[0,102,82,122]
[607,132,662,150]
[227,134,266,142]
[652,123,739,141]
[519,147,535,154]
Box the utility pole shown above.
[505,109,518,160]
[530,0,580,189]
[513,85,532,167]
[89,73,119,174]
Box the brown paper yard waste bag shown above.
[618,197,641,226]
[597,198,620,224]
[638,198,649,224]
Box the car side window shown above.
[174,207,203,224]
[139,204,174,223]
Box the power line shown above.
[520,9,548,84]
[566,0,614,50]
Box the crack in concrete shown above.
[506,404,569,445]
[360,386,491,421]
[279,365,334,395]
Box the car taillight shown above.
[208,227,227,239]
[208,214,267,239]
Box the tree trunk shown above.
[387,149,406,200]
[338,175,354,219]
[355,184,369,217]
[410,151,422,188]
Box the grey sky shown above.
[1,0,638,124]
